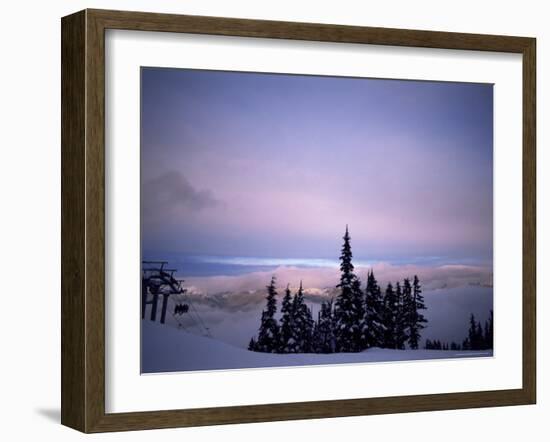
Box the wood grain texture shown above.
[61,10,86,432]
[522,38,536,403]
[89,8,533,52]
[60,8,537,433]
[84,9,107,433]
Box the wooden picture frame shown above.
[61,8,536,433]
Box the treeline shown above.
[425,311,493,351]
[248,226,428,354]
[425,340,461,351]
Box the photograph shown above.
[140,67,494,374]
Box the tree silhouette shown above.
[450,311,494,351]
[465,313,492,351]
[255,276,280,353]
[278,284,294,353]
[248,337,257,351]
[408,275,427,349]
[393,282,408,349]
[334,226,366,352]
[382,282,397,349]
[365,270,384,348]
[315,299,336,353]
[291,281,314,353]
[247,230,431,355]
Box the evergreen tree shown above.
[312,314,321,353]
[315,299,336,353]
[468,313,476,349]
[483,321,490,350]
[462,311,493,351]
[382,282,398,348]
[365,270,385,348]
[394,282,407,349]
[408,275,427,349]
[302,294,315,352]
[255,276,280,353]
[401,277,413,345]
[353,276,368,348]
[334,226,366,352]
[291,281,314,353]
[248,337,257,351]
[278,284,294,353]
[476,321,484,349]
[468,313,484,350]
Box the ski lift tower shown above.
[141,261,184,324]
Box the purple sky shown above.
[141,68,493,264]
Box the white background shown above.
[0,0,547,440]
[106,30,523,413]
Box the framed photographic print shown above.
[61,9,536,433]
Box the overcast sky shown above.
[141,68,493,264]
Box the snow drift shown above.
[141,319,492,373]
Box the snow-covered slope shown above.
[141,320,492,373]
[156,285,493,351]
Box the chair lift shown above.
[141,261,185,324]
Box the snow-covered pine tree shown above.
[381,282,397,349]
[300,284,315,353]
[288,288,301,353]
[255,276,280,353]
[394,281,407,349]
[334,226,366,352]
[315,298,336,353]
[401,277,413,347]
[408,275,427,349]
[365,269,385,348]
[291,281,314,353]
[353,276,367,348]
[312,314,321,353]
[278,284,294,353]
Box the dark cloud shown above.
[142,170,221,221]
